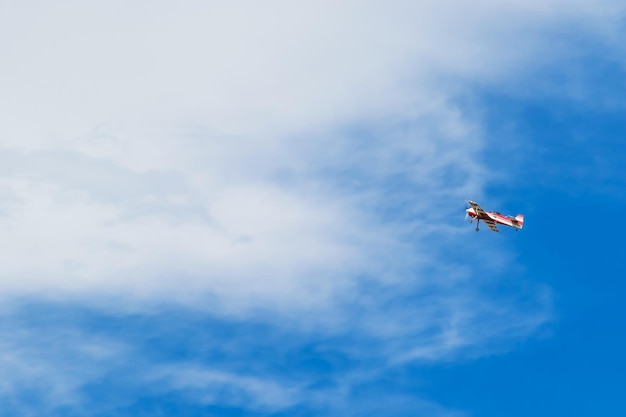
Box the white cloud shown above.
[150,365,301,411]
[1,0,622,144]
[0,0,621,380]
[0,322,128,413]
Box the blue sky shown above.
[0,1,624,416]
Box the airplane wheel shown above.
[475,228,479,232]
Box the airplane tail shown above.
[515,214,524,229]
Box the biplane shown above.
[465,200,524,232]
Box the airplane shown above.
[465,200,524,233]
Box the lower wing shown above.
[483,218,499,233]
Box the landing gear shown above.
[475,219,480,232]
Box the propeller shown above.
[464,201,473,223]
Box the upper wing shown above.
[482,217,499,233]
[468,200,488,217]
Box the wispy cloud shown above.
[0,0,622,415]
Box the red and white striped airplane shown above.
[465,200,524,232]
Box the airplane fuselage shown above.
[466,208,523,229]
